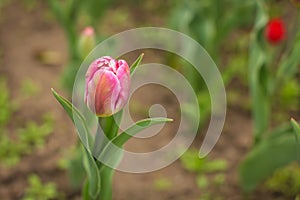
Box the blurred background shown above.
[0,0,299,199]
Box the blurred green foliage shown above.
[0,78,54,166]
[153,177,173,191]
[0,78,14,128]
[168,0,255,127]
[180,149,227,199]
[196,175,208,189]
[279,78,300,111]
[169,0,254,60]
[20,79,41,98]
[181,149,228,173]
[265,163,300,197]
[0,114,54,167]
[239,126,299,192]
[239,0,300,193]
[21,0,38,11]
[23,174,62,200]
[58,145,86,188]
[46,0,115,92]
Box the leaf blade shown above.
[97,117,173,169]
[82,146,101,199]
[114,117,173,147]
[239,133,299,192]
[51,88,93,151]
[130,53,144,75]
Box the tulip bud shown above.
[85,56,130,117]
[78,26,96,59]
[265,18,285,44]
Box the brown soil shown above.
[0,1,292,200]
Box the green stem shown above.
[99,166,114,200]
[94,112,123,199]
[249,0,270,144]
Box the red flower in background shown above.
[265,18,285,44]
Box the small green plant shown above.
[18,113,54,149]
[278,78,300,111]
[0,78,15,128]
[0,113,54,167]
[20,79,41,98]
[265,162,300,197]
[196,175,209,189]
[153,177,173,191]
[23,174,62,200]
[180,149,227,199]
[57,145,86,188]
[180,149,228,173]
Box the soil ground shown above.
[0,1,293,200]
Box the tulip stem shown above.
[95,112,123,199]
[99,166,114,200]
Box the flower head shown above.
[85,56,130,117]
[265,18,285,44]
[78,26,96,59]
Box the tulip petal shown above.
[95,70,121,116]
[115,60,130,110]
[85,56,130,117]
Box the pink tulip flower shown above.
[85,56,130,117]
[78,26,96,59]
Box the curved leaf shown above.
[82,146,101,199]
[98,117,173,169]
[239,133,299,192]
[51,88,93,151]
[113,117,173,147]
[130,53,144,75]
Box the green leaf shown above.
[291,118,300,162]
[82,146,101,199]
[98,117,172,168]
[264,123,293,141]
[130,53,144,75]
[82,180,90,200]
[239,133,299,192]
[247,0,270,142]
[202,159,228,172]
[276,32,300,85]
[196,175,208,189]
[291,118,300,139]
[113,117,172,147]
[51,88,93,151]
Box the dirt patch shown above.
[0,1,290,200]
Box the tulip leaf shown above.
[248,0,270,141]
[98,117,173,169]
[239,132,299,192]
[51,88,93,152]
[291,118,300,140]
[114,117,173,147]
[82,145,101,199]
[291,118,300,162]
[276,32,300,85]
[82,180,89,200]
[130,53,144,75]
